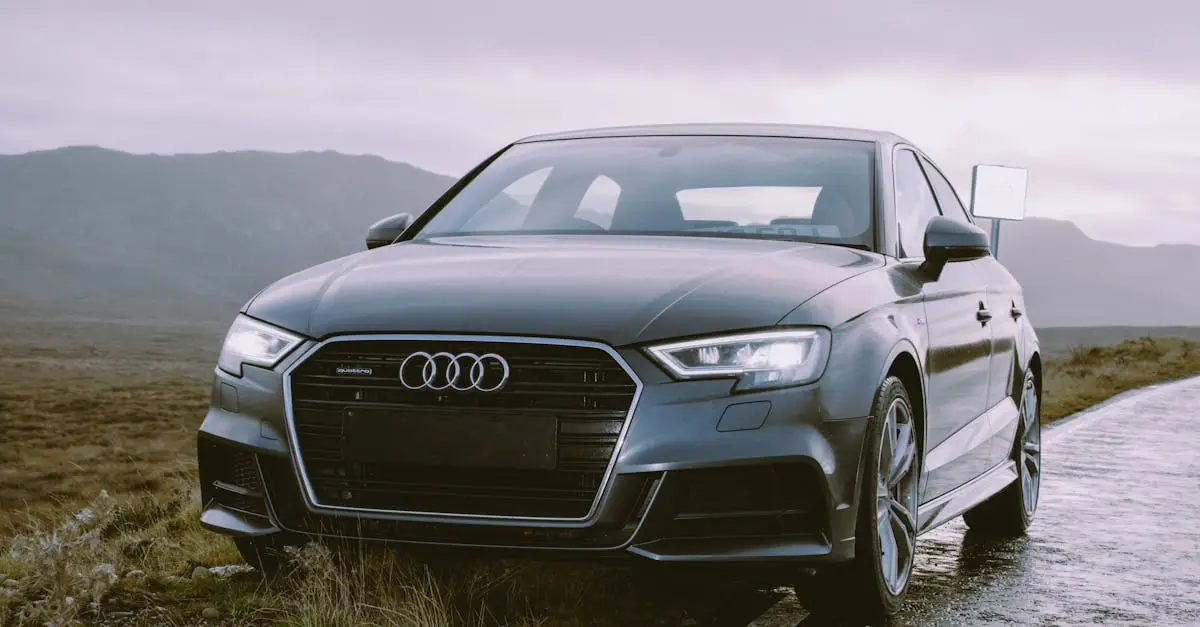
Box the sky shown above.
[1,0,1197,247]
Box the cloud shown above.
[1,1,1198,245]
[9,1,1198,77]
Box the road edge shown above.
[746,374,1200,627]
[1043,374,1200,440]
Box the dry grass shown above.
[0,486,765,626]
[2,316,1198,625]
[0,318,215,534]
[1040,336,1200,420]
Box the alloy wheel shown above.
[876,397,919,596]
[1019,376,1042,517]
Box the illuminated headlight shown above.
[646,328,831,391]
[216,315,304,377]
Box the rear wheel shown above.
[963,368,1042,535]
[794,376,920,623]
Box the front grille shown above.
[287,338,639,519]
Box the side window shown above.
[893,149,942,258]
[919,157,972,224]
[576,175,620,228]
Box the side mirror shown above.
[365,213,414,250]
[923,216,991,265]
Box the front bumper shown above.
[198,335,872,566]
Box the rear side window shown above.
[920,157,973,224]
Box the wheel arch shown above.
[1013,315,1042,400]
[881,341,927,459]
[1012,344,1043,401]
[1024,350,1043,405]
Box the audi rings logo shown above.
[398,351,511,392]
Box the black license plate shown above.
[342,408,558,470]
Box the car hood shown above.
[244,234,883,346]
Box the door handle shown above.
[976,308,993,324]
[1011,304,1023,320]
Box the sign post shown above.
[969,164,1030,261]
[990,219,1002,260]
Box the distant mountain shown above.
[0,147,455,322]
[992,217,1200,327]
[1,147,1197,328]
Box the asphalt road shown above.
[744,375,1200,627]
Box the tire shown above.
[962,368,1042,536]
[234,535,292,576]
[794,375,921,623]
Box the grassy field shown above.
[2,317,1199,626]
[1036,325,1200,359]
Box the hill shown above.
[991,217,1200,327]
[2,146,1198,328]
[0,147,455,323]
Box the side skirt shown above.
[916,460,1018,536]
[924,397,1018,474]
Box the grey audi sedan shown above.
[198,123,1043,621]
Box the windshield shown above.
[413,135,877,249]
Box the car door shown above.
[919,155,1022,472]
[893,148,994,502]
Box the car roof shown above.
[513,122,911,147]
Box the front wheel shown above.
[794,375,921,623]
[963,368,1042,535]
[234,534,293,576]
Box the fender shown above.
[780,264,928,422]
[808,314,930,531]
[779,266,931,534]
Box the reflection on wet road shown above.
[751,376,1200,627]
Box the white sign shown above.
[970,164,1028,221]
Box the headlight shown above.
[217,315,304,377]
[645,328,831,391]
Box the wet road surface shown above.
[747,376,1200,627]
